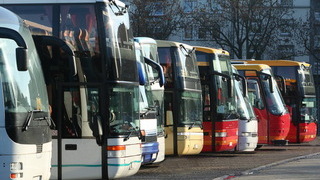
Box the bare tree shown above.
[128,0,185,40]
[190,0,298,59]
[294,19,320,62]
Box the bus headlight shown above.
[215,132,227,137]
[10,162,23,170]
[241,132,251,137]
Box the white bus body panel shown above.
[0,128,51,180]
[154,136,165,163]
[236,120,258,151]
[51,137,141,179]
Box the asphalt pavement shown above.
[215,152,320,180]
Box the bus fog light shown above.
[152,153,157,159]
[193,144,199,149]
[241,132,251,137]
[10,162,23,170]
[107,150,126,157]
[215,132,227,137]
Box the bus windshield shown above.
[298,66,316,96]
[214,55,237,120]
[179,91,202,125]
[247,79,265,110]
[216,55,231,75]
[235,77,256,120]
[272,66,315,96]
[177,45,199,79]
[109,85,140,136]
[0,38,49,114]
[260,69,287,115]
[301,97,317,122]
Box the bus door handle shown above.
[65,144,77,150]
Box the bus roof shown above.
[194,46,230,56]
[237,60,310,67]
[0,7,21,31]
[134,37,157,45]
[156,40,193,50]
[0,0,120,4]
[233,64,272,72]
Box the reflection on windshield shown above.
[260,70,287,115]
[0,39,48,113]
[179,91,202,125]
[301,98,317,122]
[235,78,255,120]
[177,46,199,79]
[247,79,265,110]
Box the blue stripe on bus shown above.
[52,161,142,167]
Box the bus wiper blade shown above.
[124,131,133,142]
[22,110,43,131]
[110,0,128,16]
[140,107,155,118]
[189,120,202,130]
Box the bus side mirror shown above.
[275,75,286,94]
[16,47,28,71]
[269,77,274,93]
[228,78,234,98]
[234,73,248,97]
[144,57,165,87]
[262,73,274,93]
[0,27,28,71]
[137,62,146,85]
[68,56,77,77]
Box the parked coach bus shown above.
[134,37,166,164]
[244,60,317,143]
[195,46,239,152]
[0,7,52,180]
[2,1,143,179]
[233,64,291,147]
[232,66,258,152]
[157,40,203,156]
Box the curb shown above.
[212,152,320,180]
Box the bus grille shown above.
[36,144,43,153]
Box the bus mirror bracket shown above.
[0,27,28,71]
[261,73,274,93]
[233,73,248,97]
[274,75,286,94]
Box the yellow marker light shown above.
[107,145,126,158]
[107,145,126,151]
[10,173,22,179]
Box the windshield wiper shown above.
[22,110,45,131]
[123,131,133,142]
[140,107,155,118]
[110,0,128,16]
[189,120,203,130]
